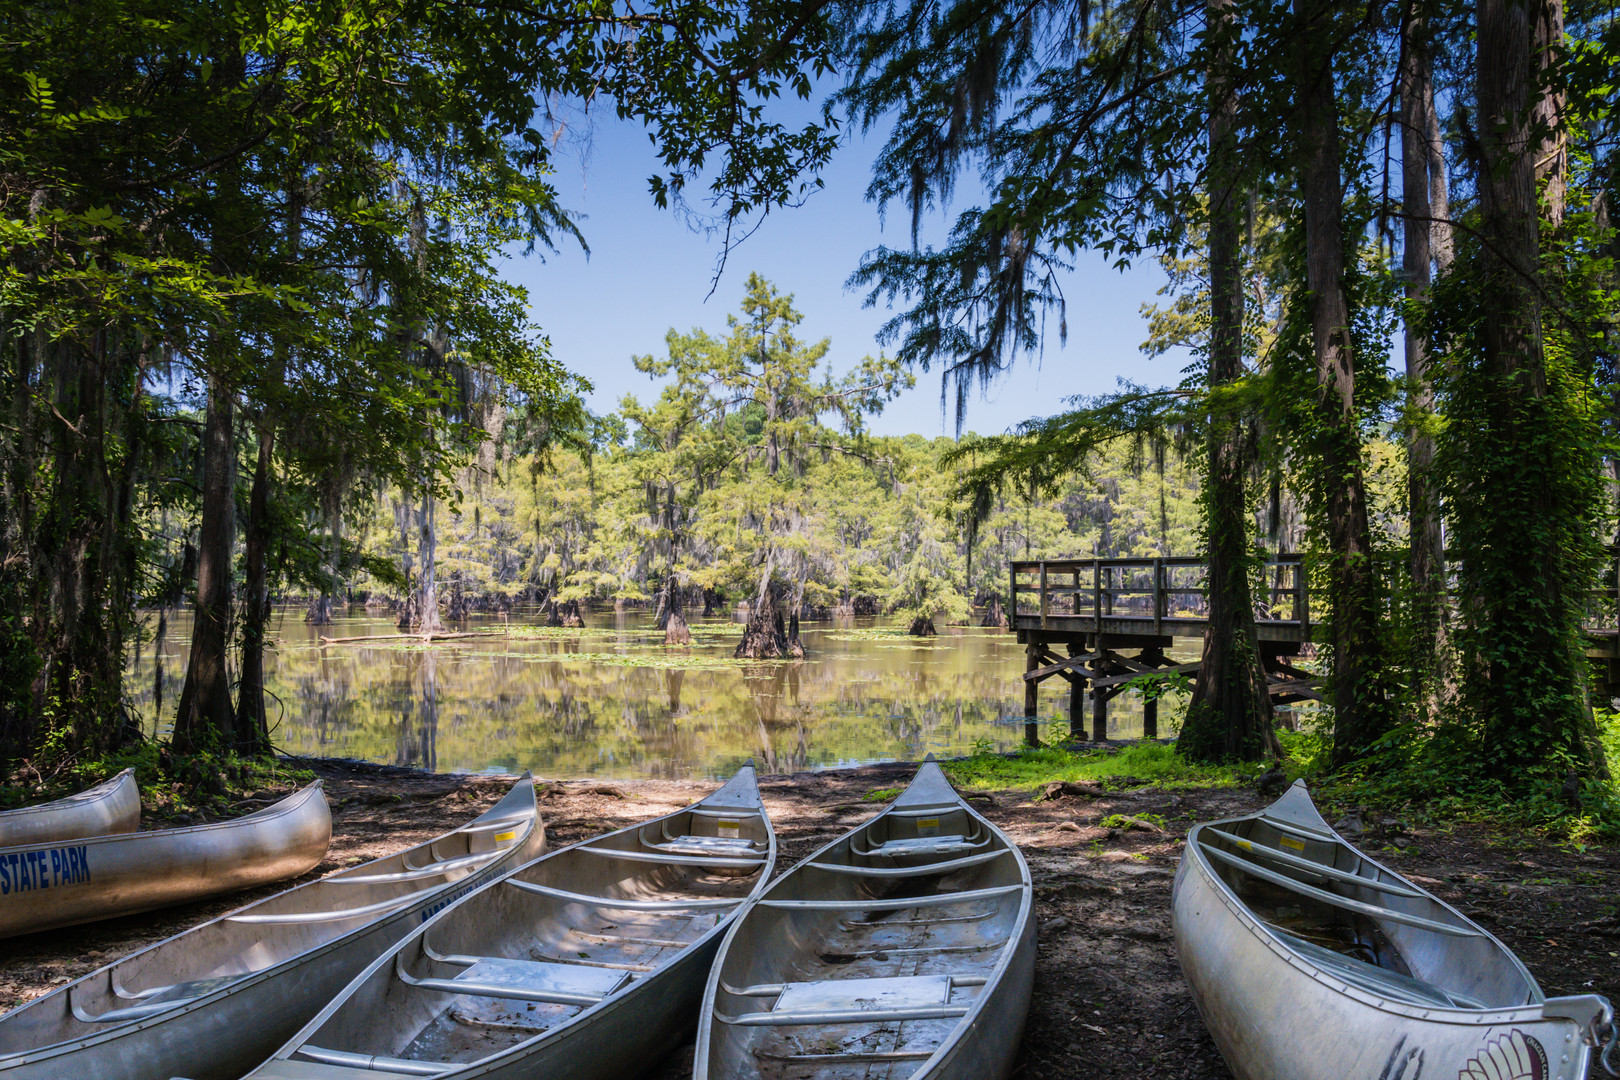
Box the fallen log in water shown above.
[317,629,508,645]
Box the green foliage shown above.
[1,741,315,820]
[348,282,1205,620]
[862,786,902,802]
[1426,217,1614,786]
[1125,670,1193,702]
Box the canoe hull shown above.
[248,766,773,1080]
[695,758,1035,1080]
[1172,787,1607,1080]
[0,783,332,939]
[0,776,543,1080]
[0,769,140,848]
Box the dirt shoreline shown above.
[3,757,1617,1079]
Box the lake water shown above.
[129,608,1187,779]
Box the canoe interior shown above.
[702,788,1028,1080]
[0,777,538,1060]
[271,790,771,1075]
[1196,801,1538,1012]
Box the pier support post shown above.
[1139,647,1164,740]
[1068,643,1086,743]
[1024,644,1041,746]
[1092,677,1108,742]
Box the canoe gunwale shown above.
[1182,790,1549,1027]
[695,759,1035,1080]
[0,769,137,826]
[0,781,327,861]
[0,775,542,1074]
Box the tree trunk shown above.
[735,584,790,658]
[664,579,692,645]
[909,615,938,637]
[174,372,237,752]
[21,340,131,762]
[1400,9,1448,721]
[1467,0,1604,779]
[1178,0,1277,763]
[235,408,277,754]
[1296,0,1388,770]
[415,490,443,634]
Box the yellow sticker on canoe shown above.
[1278,835,1306,852]
[717,819,741,839]
[917,817,941,837]
[1234,838,1252,851]
[493,830,518,844]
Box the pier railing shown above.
[1010,554,1620,652]
[1009,555,1311,644]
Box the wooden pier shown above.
[1009,556,1320,746]
[1010,555,1620,746]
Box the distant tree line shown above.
[330,276,1209,642]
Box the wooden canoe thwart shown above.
[0,769,140,848]
[0,774,544,1080]
[0,782,332,939]
[695,756,1036,1080]
[1174,780,1619,1080]
[244,763,774,1080]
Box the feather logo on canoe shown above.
[1458,1030,1548,1080]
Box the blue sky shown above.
[501,113,1195,439]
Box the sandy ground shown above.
[2,757,1617,1079]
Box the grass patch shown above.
[863,786,902,802]
[942,742,1253,792]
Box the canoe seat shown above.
[655,834,760,857]
[396,955,630,1007]
[505,879,745,911]
[76,974,245,1024]
[809,848,1011,878]
[854,835,984,858]
[1199,842,1483,938]
[280,1046,452,1075]
[1273,930,1486,1010]
[577,846,766,869]
[716,974,978,1026]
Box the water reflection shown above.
[129,608,1187,779]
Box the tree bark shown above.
[1296,0,1388,770]
[663,578,692,644]
[1470,0,1604,777]
[235,409,276,754]
[174,372,237,752]
[414,490,444,634]
[735,582,790,658]
[1400,6,1448,720]
[1177,0,1277,763]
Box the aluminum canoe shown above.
[0,772,543,1080]
[694,756,1035,1080]
[0,768,140,848]
[0,780,332,939]
[243,763,774,1080]
[1173,779,1618,1080]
